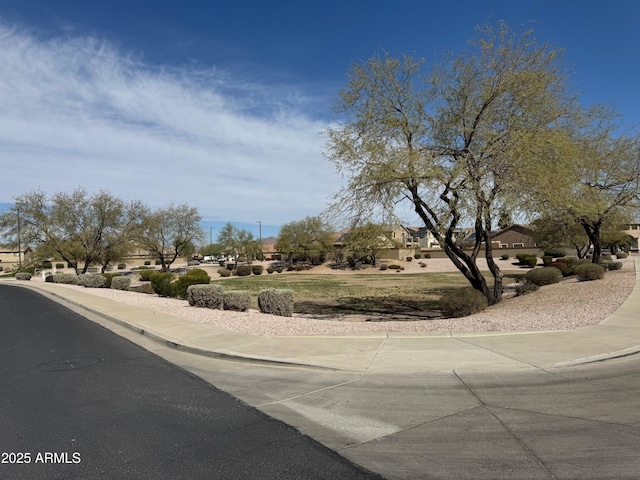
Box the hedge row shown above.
[187,285,293,316]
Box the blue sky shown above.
[1,1,638,239]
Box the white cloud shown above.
[0,23,340,225]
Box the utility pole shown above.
[257,221,262,260]
[16,205,22,269]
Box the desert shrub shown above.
[15,272,32,280]
[574,263,606,281]
[557,257,578,267]
[218,269,232,277]
[414,254,422,259]
[53,273,79,285]
[117,263,126,270]
[424,253,431,259]
[173,272,210,299]
[155,259,162,265]
[187,284,225,308]
[524,267,562,286]
[223,290,251,312]
[275,267,283,273]
[100,273,121,288]
[601,253,612,261]
[231,269,238,276]
[550,261,572,277]
[110,276,131,291]
[419,262,426,268]
[252,265,264,275]
[516,254,538,267]
[267,267,274,274]
[42,261,53,269]
[405,256,413,262]
[295,264,305,271]
[78,274,106,288]
[45,274,53,282]
[226,263,234,270]
[501,254,509,260]
[56,263,65,269]
[604,261,623,271]
[379,264,388,270]
[236,265,252,276]
[187,260,201,266]
[439,287,488,318]
[186,268,208,277]
[541,255,553,266]
[150,272,174,296]
[515,281,540,296]
[544,250,566,258]
[388,264,402,270]
[144,260,151,266]
[258,289,294,317]
[616,252,628,259]
[139,269,156,281]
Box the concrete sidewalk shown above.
[5,255,640,374]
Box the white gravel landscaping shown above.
[32,256,637,337]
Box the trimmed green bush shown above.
[258,289,294,317]
[524,267,562,286]
[602,261,623,271]
[516,254,538,267]
[236,265,252,276]
[405,256,413,262]
[267,267,275,274]
[15,272,32,280]
[150,272,174,296]
[53,273,79,285]
[575,263,606,281]
[388,264,402,270]
[541,255,553,266]
[218,269,232,277]
[187,260,201,266]
[101,273,121,288]
[275,267,283,273]
[414,254,422,259]
[78,274,107,288]
[173,272,210,299]
[379,264,388,270]
[515,281,540,296]
[616,252,628,259]
[439,287,488,318]
[187,284,225,309]
[186,268,208,277]
[223,290,251,312]
[500,254,509,260]
[111,276,131,291]
[139,269,156,281]
[252,265,264,275]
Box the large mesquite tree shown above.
[325,22,580,305]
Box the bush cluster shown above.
[78,274,107,288]
[602,261,623,271]
[258,289,294,317]
[574,263,606,281]
[173,270,210,299]
[516,254,538,267]
[150,272,174,296]
[524,267,562,286]
[15,272,32,280]
[187,284,225,309]
[217,269,232,277]
[223,291,251,312]
[111,276,131,291]
[379,264,388,270]
[252,265,264,275]
[500,254,510,260]
[616,252,628,259]
[236,265,252,276]
[53,273,79,285]
[439,287,488,318]
[139,269,156,281]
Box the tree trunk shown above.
[581,221,602,264]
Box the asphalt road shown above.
[0,285,383,480]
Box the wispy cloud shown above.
[0,23,339,225]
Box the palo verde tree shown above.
[216,222,261,266]
[138,204,204,272]
[276,216,335,265]
[326,22,580,304]
[0,188,147,274]
[342,222,394,266]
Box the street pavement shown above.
[3,256,640,479]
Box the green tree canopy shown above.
[276,216,335,265]
[325,21,581,304]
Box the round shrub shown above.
[186,268,208,277]
[173,272,210,299]
[150,272,175,296]
[602,261,623,271]
[379,264,388,270]
[53,273,79,285]
[223,290,251,312]
[275,267,283,273]
[78,274,106,288]
[267,267,275,274]
[439,287,488,318]
[187,284,225,308]
[110,276,131,291]
[616,252,628,259]
[500,254,509,260]
[252,265,264,275]
[218,269,232,277]
[15,272,32,280]
[541,255,553,266]
[515,281,539,296]
[236,265,252,276]
[524,267,562,286]
[405,256,413,262]
[414,254,422,259]
[187,260,201,266]
[139,269,156,281]
[101,273,121,288]
[258,289,294,317]
[574,263,606,281]
[388,264,402,270]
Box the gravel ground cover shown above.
[31,257,637,337]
